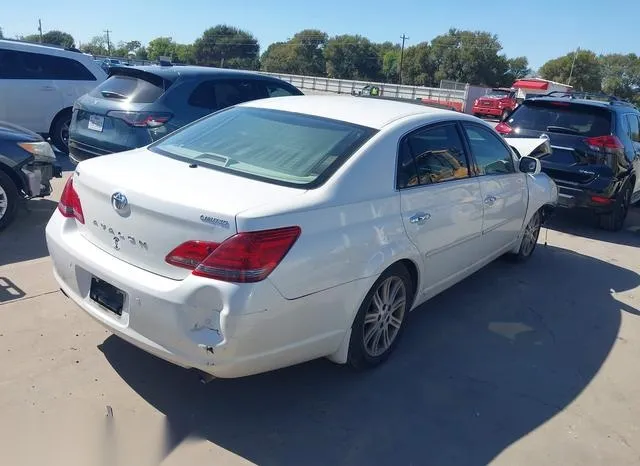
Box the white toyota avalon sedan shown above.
[46,95,558,378]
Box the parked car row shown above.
[0,38,637,381]
[0,39,303,230]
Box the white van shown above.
[0,39,106,152]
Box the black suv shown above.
[68,65,303,164]
[496,92,640,230]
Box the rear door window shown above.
[626,114,640,143]
[89,75,164,103]
[507,101,612,137]
[0,50,95,80]
[188,79,266,111]
[264,83,299,97]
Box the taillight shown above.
[495,122,513,134]
[58,176,84,224]
[585,135,624,165]
[585,135,624,150]
[166,241,219,269]
[107,111,172,128]
[165,226,301,283]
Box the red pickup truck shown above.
[472,88,517,120]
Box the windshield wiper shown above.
[100,90,128,100]
[546,125,581,135]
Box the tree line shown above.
[4,24,640,103]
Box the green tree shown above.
[80,35,108,56]
[135,46,148,61]
[124,40,141,52]
[506,56,531,81]
[539,49,602,92]
[599,53,640,101]
[324,34,381,80]
[430,29,509,87]
[261,42,297,73]
[193,25,260,69]
[174,43,195,64]
[21,34,41,43]
[261,29,328,75]
[42,30,74,48]
[147,36,176,61]
[402,42,435,86]
[377,42,401,83]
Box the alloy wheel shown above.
[362,276,407,357]
[0,184,8,220]
[521,213,541,257]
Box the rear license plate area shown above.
[90,277,125,316]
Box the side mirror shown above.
[519,155,541,175]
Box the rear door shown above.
[398,122,485,293]
[462,123,527,255]
[503,100,614,185]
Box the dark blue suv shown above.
[496,92,640,231]
[68,65,302,164]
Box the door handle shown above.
[484,196,497,206]
[409,212,431,225]
[40,85,56,91]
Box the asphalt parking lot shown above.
[1,153,640,466]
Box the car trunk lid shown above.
[72,148,305,280]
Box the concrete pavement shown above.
[1,161,639,466]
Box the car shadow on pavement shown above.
[0,277,26,302]
[546,206,640,248]
[99,244,639,466]
[0,199,58,266]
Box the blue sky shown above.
[3,0,638,69]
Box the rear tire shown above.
[50,110,71,153]
[0,170,19,231]
[348,264,413,370]
[598,184,632,231]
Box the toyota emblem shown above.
[111,192,128,212]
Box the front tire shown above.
[348,264,413,369]
[510,210,541,262]
[0,170,19,231]
[50,111,71,153]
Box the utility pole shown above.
[38,19,43,43]
[104,29,112,56]
[399,34,409,85]
[568,47,580,86]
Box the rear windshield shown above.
[89,75,164,103]
[150,107,376,188]
[507,101,612,137]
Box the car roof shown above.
[524,96,638,113]
[128,65,282,82]
[240,95,456,129]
